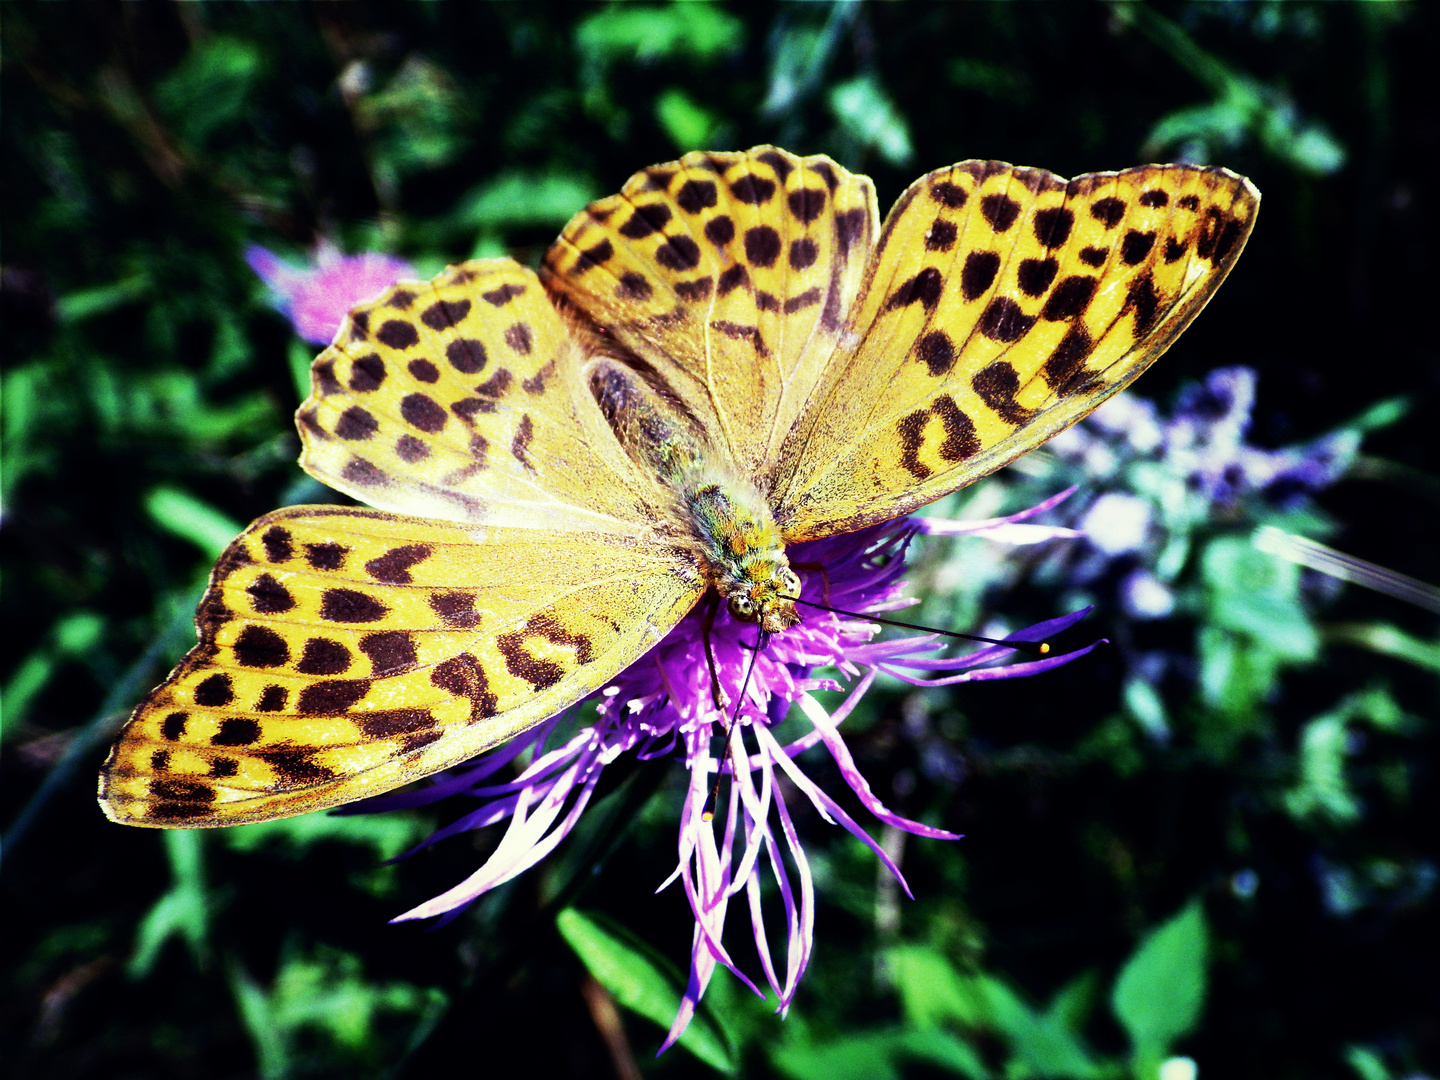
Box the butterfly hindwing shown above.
[99,506,703,827]
[772,162,1260,540]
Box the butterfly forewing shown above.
[99,507,702,827]
[543,147,879,482]
[772,162,1259,540]
[300,261,659,533]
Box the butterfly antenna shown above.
[702,628,768,823]
[792,596,1050,655]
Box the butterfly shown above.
[99,146,1258,827]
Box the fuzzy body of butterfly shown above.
[99,146,1258,828]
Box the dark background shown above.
[3,4,1436,1078]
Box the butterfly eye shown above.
[777,568,801,600]
[728,595,757,620]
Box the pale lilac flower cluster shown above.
[1048,366,1355,621]
[1165,367,1354,507]
[246,242,414,345]
[361,507,1093,1048]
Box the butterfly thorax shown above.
[590,359,800,633]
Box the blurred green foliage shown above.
[3,3,1436,1079]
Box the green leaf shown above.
[1203,537,1318,662]
[829,75,914,166]
[152,36,264,149]
[55,275,150,323]
[1328,622,1440,674]
[1124,677,1170,741]
[129,830,210,978]
[772,1026,990,1080]
[973,975,1101,1078]
[889,949,1098,1078]
[889,945,988,1029]
[224,809,435,865]
[557,907,733,1072]
[145,486,243,559]
[657,87,718,152]
[1344,1045,1394,1080]
[1112,899,1208,1074]
[455,172,599,233]
[576,3,744,65]
[288,337,315,405]
[1284,715,1361,824]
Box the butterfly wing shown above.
[771,162,1260,540]
[541,146,879,482]
[300,259,661,533]
[99,506,702,827]
[103,258,707,827]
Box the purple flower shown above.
[246,242,415,345]
[359,500,1097,1049]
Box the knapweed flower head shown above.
[360,495,1095,1049]
[246,241,415,345]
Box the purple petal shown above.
[793,697,962,843]
[905,640,1106,686]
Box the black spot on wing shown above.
[1042,276,1097,321]
[676,179,717,213]
[980,193,1021,232]
[925,219,957,251]
[408,358,439,383]
[929,181,967,208]
[421,299,471,331]
[1090,197,1127,229]
[262,527,293,564]
[1121,230,1157,265]
[618,204,670,239]
[365,544,433,584]
[886,267,944,311]
[977,297,1036,343]
[335,407,378,441]
[914,330,956,376]
[247,574,295,614]
[744,226,782,268]
[655,234,702,271]
[729,174,776,204]
[972,361,1035,424]
[704,216,735,247]
[234,625,289,668]
[961,252,1000,301]
[296,637,352,675]
[319,588,388,623]
[1017,257,1058,297]
[1033,206,1073,247]
[376,320,419,350]
[194,673,235,707]
[348,354,386,392]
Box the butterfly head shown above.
[722,562,802,634]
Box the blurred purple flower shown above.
[1164,367,1354,507]
[1053,366,1354,524]
[360,501,1094,1049]
[246,242,415,345]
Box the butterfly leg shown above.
[699,592,730,713]
[789,560,833,608]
